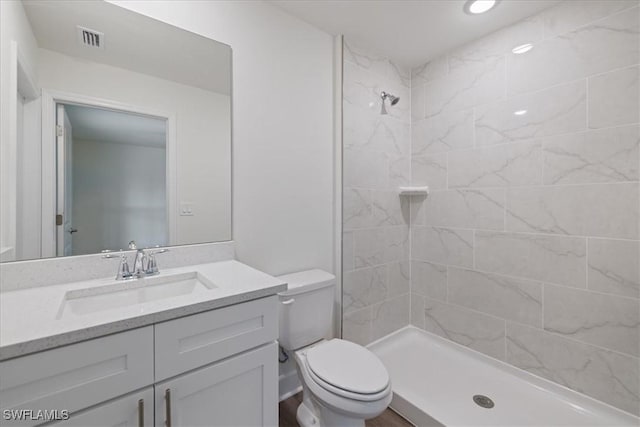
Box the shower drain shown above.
[473,394,495,409]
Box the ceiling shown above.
[23,0,232,95]
[65,104,166,148]
[270,0,560,68]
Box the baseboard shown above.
[279,369,302,401]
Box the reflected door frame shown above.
[40,89,177,258]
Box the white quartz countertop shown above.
[0,260,287,361]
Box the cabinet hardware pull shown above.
[138,399,144,427]
[165,388,172,427]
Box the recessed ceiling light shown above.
[512,43,534,54]
[514,109,527,116]
[464,0,499,15]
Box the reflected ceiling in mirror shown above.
[0,0,232,262]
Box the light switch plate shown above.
[180,202,194,216]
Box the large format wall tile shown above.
[424,189,505,230]
[411,56,448,85]
[506,183,639,239]
[411,84,424,121]
[589,65,640,129]
[343,306,373,346]
[412,109,474,155]
[476,81,586,146]
[372,190,408,227]
[543,125,639,185]
[389,154,411,190]
[424,57,504,118]
[410,294,425,329]
[344,40,410,88]
[508,8,640,95]
[343,103,410,154]
[343,57,410,123]
[588,238,640,298]
[411,152,447,190]
[343,188,372,230]
[344,147,388,188]
[543,284,640,357]
[343,266,388,314]
[448,15,543,72]
[506,323,640,416]
[354,226,409,269]
[412,226,474,268]
[475,231,586,287]
[372,294,410,340]
[448,268,543,328]
[345,41,395,84]
[388,261,410,297]
[448,141,542,188]
[543,0,639,38]
[422,298,506,360]
[411,260,447,301]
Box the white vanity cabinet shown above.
[0,296,279,427]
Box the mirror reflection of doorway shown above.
[56,103,168,256]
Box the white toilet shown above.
[277,270,392,427]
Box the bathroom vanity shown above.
[0,260,286,426]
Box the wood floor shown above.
[279,393,413,427]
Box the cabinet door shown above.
[48,387,153,427]
[155,342,278,427]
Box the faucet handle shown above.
[146,253,159,275]
[106,250,133,280]
[117,253,133,280]
[145,248,168,275]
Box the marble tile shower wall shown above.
[409,1,640,415]
[342,40,413,346]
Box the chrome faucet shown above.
[102,241,169,280]
[132,249,147,278]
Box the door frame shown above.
[2,41,39,261]
[40,89,177,258]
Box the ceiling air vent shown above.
[76,26,104,50]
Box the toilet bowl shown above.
[277,270,392,427]
[294,339,392,427]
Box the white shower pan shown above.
[368,327,637,426]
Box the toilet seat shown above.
[304,339,391,402]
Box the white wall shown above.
[37,48,231,246]
[72,138,166,255]
[109,0,336,276]
[0,0,40,260]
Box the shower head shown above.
[380,91,400,114]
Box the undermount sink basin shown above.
[56,271,216,319]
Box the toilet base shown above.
[296,393,366,427]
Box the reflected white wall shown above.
[72,138,166,254]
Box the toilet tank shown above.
[277,269,335,351]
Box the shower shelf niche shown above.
[398,186,429,197]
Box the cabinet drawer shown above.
[154,296,278,381]
[0,327,153,427]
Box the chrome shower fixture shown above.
[380,91,400,115]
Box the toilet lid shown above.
[306,339,389,395]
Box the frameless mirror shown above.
[0,0,232,262]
